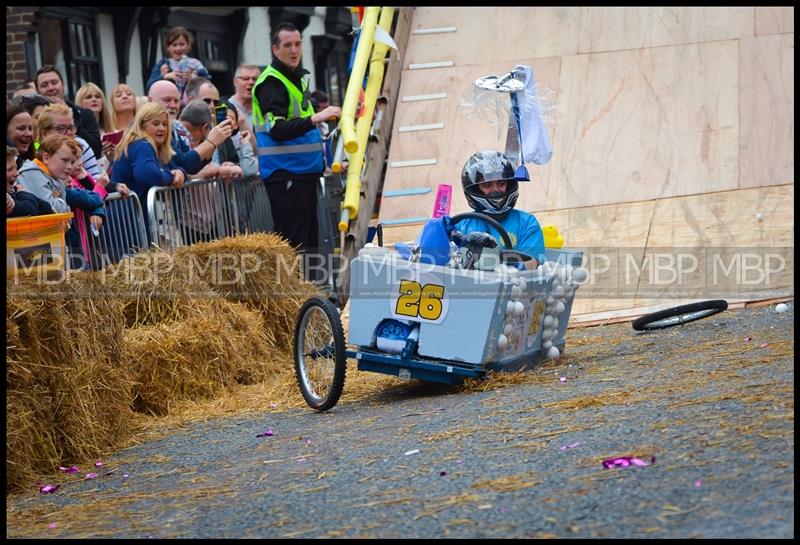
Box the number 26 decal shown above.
[395,280,446,321]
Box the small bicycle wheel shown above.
[632,299,728,331]
[294,296,346,411]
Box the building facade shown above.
[6,6,356,102]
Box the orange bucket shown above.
[6,212,73,277]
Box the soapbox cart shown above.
[293,212,584,411]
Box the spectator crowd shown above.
[7,23,341,275]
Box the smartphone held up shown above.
[214,104,228,125]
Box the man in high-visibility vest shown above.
[252,22,341,256]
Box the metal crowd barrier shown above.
[232,175,274,234]
[84,191,149,270]
[146,176,275,251]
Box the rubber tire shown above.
[631,299,728,331]
[293,296,346,411]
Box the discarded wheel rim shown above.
[632,300,728,331]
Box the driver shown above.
[454,150,545,268]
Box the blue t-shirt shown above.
[455,209,546,266]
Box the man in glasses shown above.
[252,22,341,273]
[228,64,260,132]
[185,77,220,110]
[34,65,102,158]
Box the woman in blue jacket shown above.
[110,102,186,244]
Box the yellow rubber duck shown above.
[542,225,564,249]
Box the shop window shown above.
[38,11,102,99]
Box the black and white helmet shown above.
[461,150,519,217]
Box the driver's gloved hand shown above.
[450,230,466,246]
[465,231,498,249]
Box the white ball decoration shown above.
[514,301,525,316]
[543,315,554,328]
[546,346,561,360]
[503,323,514,336]
[553,284,565,296]
[555,301,566,314]
[572,268,588,283]
[497,334,509,350]
[547,295,555,306]
[511,285,522,297]
[551,317,559,330]
[542,340,553,350]
[542,328,555,341]
[506,301,515,315]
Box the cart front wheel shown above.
[294,297,346,411]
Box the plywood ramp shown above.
[377,7,794,318]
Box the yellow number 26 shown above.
[395,280,445,321]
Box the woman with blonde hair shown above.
[108,83,139,132]
[76,82,119,170]
[75,82,113,133]
[110,102,185,242]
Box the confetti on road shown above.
[602,456,655,469]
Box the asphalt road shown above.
[6,304,794,538]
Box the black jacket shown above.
[8,189,55,217]
[67,100,102,158]
[253,58,316,142]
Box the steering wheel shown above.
[449,212,534,266]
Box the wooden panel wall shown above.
[404,7,581,66]
[576,7,754,52]
[739,33,795,189]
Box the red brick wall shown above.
[6,6,39,100]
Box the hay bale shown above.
[105,245,221,328]
[174,233,321,349]
[124,300,283,416]
[219,304,285,385]
[6,273,138,493]
[6,386,62,492]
